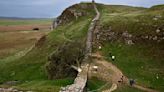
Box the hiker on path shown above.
[109,52,115,61]
[129,79,135,86]
[111,55,115,61]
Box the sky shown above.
[0,0,164,18]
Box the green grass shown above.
[0,3,164,92]
[87,77,107,91]
[13,79,74,92]
[115,85,144,92]
[99,4,164,35]
[101,42,164,92]
[0,15,92,91]
[0,3,95,91]
[98,4,164,92]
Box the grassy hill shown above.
[97,4,164,91]
[0,3,95,91]
[0,3,164,92]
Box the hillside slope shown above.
[95,4,164,91]
[0,3,164,92]
[0,3,96,92]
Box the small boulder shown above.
[145,36,149,39]
[153,36,158,40]
[127,40,134,45]
[153,17,158,21]
[156,29,160,33]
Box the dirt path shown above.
[133,85,158,92]
[90,53,128,84]
[90,52,158,92]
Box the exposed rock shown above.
[53,3,94,29]
[96,34,100,40]
[127,40,134,45]
[153,36,158,40]
[153,17,158,21]
[122,31,134,45]
[4,81,20,86]
[156,29,160,33]
[145,35,149,39]
[53,19,58,29]
[153,15,162,21]
[0,88,24,92]
[155,15,162,18]
[122,31,132,38]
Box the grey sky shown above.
[0,0,164,18]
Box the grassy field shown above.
[0,31,49,59]
[0,3,164,92]
[0,19,52,26]
[0,16,92,91]
[0,3,96,91]
[0,18,52,59]
[98,4,164,92]
[102,42,164,91]
[13,79,74,92]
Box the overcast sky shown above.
[0,0,164,18]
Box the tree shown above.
[45,41,85,79]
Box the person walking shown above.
[109,52,115,61]
[129,79,135,86]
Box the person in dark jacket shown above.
[129,79,135,86]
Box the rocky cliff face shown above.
[53,3,95,29]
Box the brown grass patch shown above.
[0,24,51,32]
[0,30,49,59]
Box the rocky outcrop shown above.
[53,3,95,29]
[94,26,164,46]
[122,31,134,45]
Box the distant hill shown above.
[150,4,164,10]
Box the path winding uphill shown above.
[59,0,158,92]
[59,1,100,92]
[90,52,158,92]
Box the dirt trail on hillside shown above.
[90,52,158,92]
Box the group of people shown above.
[118,75,124,83]
[118,75,135,86]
